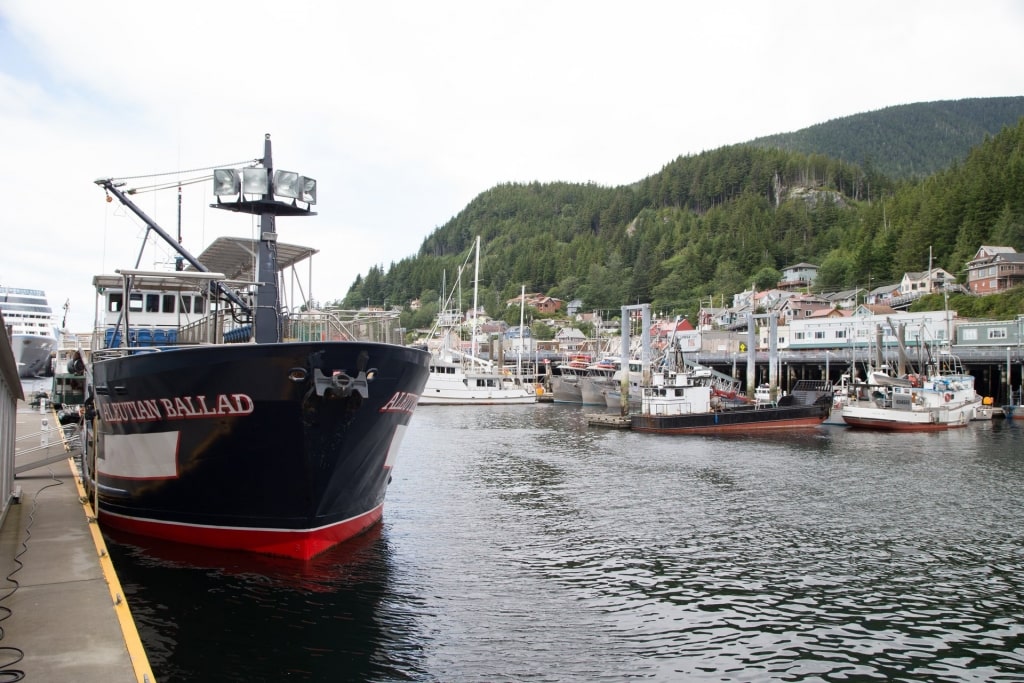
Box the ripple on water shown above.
[110,405,1024,682]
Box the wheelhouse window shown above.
[108,293,123,313]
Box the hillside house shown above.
[821,288,863,309]
[898,268,956,296]
[866,283,900,305]
[807,307,850,320]
[554,327,587,353]
[966,246,1024,294]
[507,292,564,314]
[777,294,832,324]
[852,303,898,317]
[777,263,819,291]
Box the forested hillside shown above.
[340,100,1024,333]
[748,97,1024,179]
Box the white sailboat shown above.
[418,236,536,405]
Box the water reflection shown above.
[105,525,426,682]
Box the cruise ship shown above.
[0,286,59,377]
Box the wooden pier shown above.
[585,413,632,429]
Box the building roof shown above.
[968,251,1024,268]
[976,245,1017,256]
[855,303,898,315]
[869,283,900,296]
[903,268,953,280]
[821,288,862,301]
[807,308,848,319]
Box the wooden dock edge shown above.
[585,413,632,429]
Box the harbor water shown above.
[100,402,1024,682]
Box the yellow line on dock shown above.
[69,456,157,683]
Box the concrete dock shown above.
[0,399,153,682]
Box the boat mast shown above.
[254,136,281,343]
[471,235,480,362]
[210,134,317,344]
[518,284,525,377]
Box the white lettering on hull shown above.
[99,393,255,424]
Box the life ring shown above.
[944,393,952,402]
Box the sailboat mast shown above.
[471,236,480,361]
[518,284,525,376]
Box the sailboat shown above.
[418,236,536,405]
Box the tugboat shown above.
[82,135,430,559]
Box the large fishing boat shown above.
[81,135,430,560]
[841,356,980,431]
[550,354,590,403]
[0,286,58,377]
[630,368,832,435]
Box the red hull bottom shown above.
[841,417,968,432]
[98,504,384,560]
[633,416,825,435]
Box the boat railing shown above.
[178,311,229,344]
[97,307,406,349]
[285,309,403,345]
[681,357,742,396]
[91,346,165,363]
[790,379,834,406]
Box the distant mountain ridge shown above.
[746,96,1024,179]
[342,98,1024,331]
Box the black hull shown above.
[631,402,830,435]
[85,341,429,559]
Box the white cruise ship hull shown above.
[12,333,57,377]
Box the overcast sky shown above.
[1,1,1022,332]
